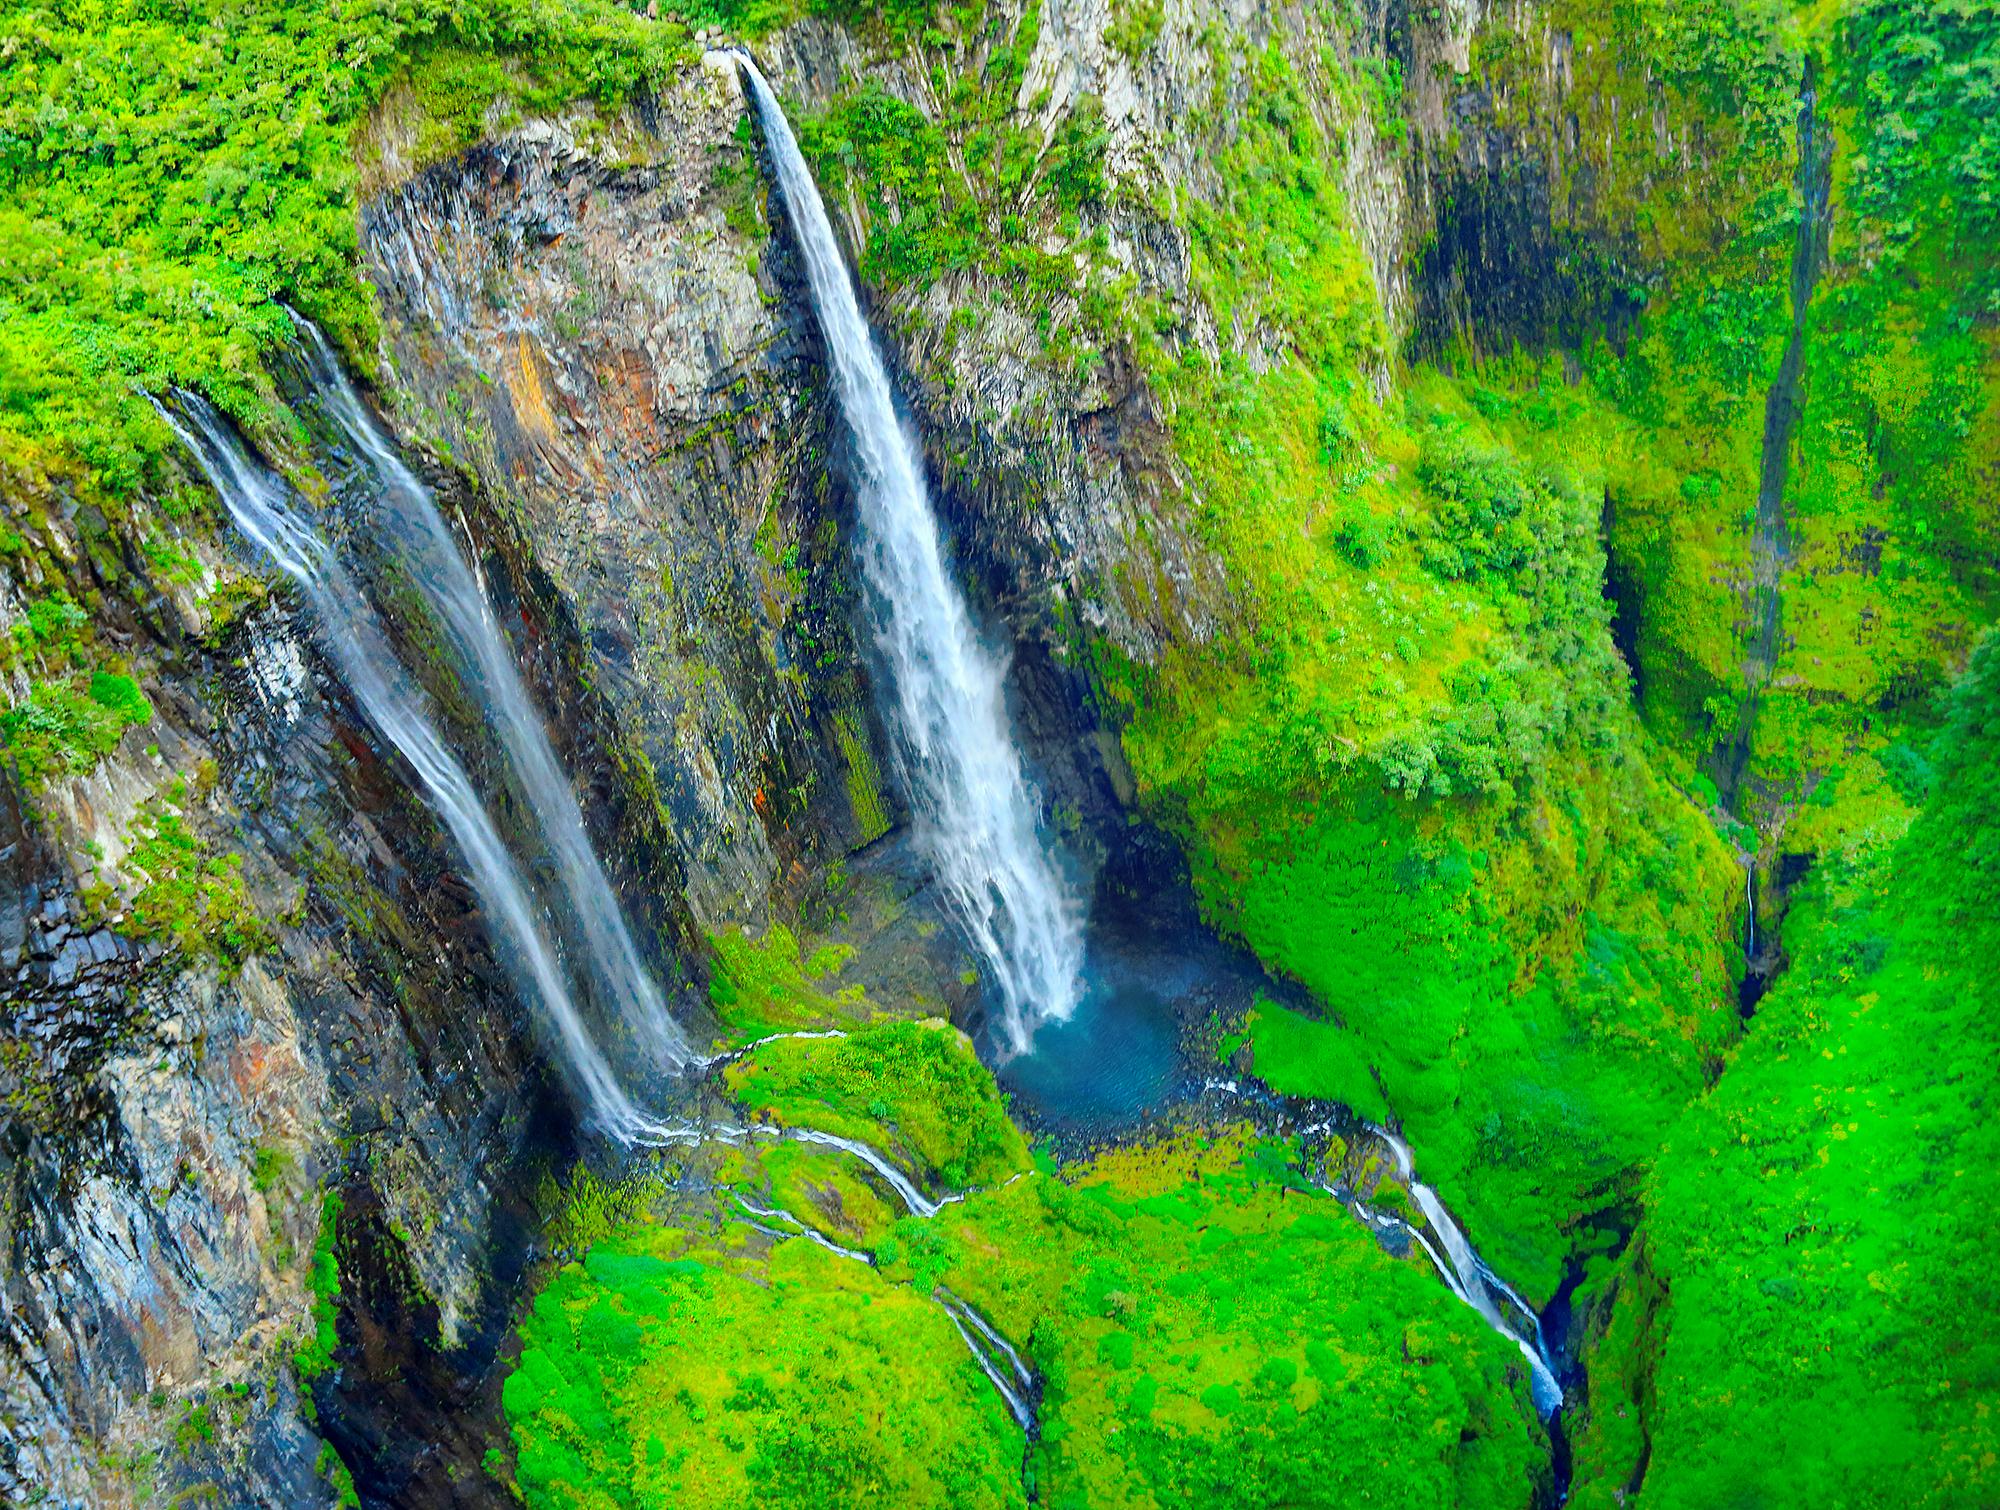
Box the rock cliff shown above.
[0,0,1820,1502]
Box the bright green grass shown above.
[888,1132,1545,1510]
[506,1129,1545,1510]
[505,1228,1028,1509]
[705,923,875,1043]
[1241,998,1390,1124]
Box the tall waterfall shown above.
[284,312,692,1071]
[158,396,673,1145]
[739,58,1083,1053]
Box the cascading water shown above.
[1371,1130,1563,1414]
[738,57,1083,1055]
[158,395,674,1145]
[283,311,691,1072]
[1715,60,1834,813]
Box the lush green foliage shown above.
[0,0,681,505]
[1073,38,1740,1291]
[1840,0,2000,314]
[726,1021,1029,1188]
[505,1229,1026,1509]
[293,1190,344,1388]
[706,923,873,1041]
[653,0,931,46]
[1611,636,2000,1506]
[928,1134,1544,1509]
[0,588,155,786]
[122,782,275,968]
[0,670,152,787]
[791,1,1104,301]
[508,1130,1544,1510]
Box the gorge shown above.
[0,1,1994,1508]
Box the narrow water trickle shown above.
[158,396,678,1144]
[1716,60,1834,812]
[282,311,693,1073]
[738,56,1084,1055]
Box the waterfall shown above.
[157,395,675,1145]
[1715,61,1834,811]
[1372,1130,1563,1414]
[283,312,692,1071]
[738,58,1083,1055]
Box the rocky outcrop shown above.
[0,482,579,1504]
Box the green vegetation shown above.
[1239,997,1388,1123]
[122,783,275,969]
[832,710,890,843]
[293,1190,344,1389]
[726,1020,1029,1188]
[0,589,156,787]
[652,0,933,47]
[921,1134,1543,1509]
[505,7,1994,1502]
[1570,635,2000,1506]
[789,2,1105,304]
[505,1229,1027,1508]
[1,671,152,787]
[1076,38,1741,1289]
[8,0,1997,1497]
[705,923,874,1041]
[318,1439,362,1509]
[506,1128,1544,1510]
[0,0,683,515]
[251,1143,296,1195]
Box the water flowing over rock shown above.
[1369,1129,1563,1414]
[159,396,665,1144]
[284,312,693,1075]
[740,56,1084,1054]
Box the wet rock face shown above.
[0,584,572,1504]
[355,46,1244,927]
[361,71,874,929]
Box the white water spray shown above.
[159,396,673,1145]
[285,313,691,1071]
[738,58,1083,1054]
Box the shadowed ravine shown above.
[1716,60,1836,1018]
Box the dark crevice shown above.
[1601,488,1645,703]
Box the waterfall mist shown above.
[159,395,675,1144]
[739,56,1083,1054]
[284,311,692,1072]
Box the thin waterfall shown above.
[157,395,673,1145]
[282,312,691,1071]
[1372,1129,1563,1413]
[738,57,1083,1055]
